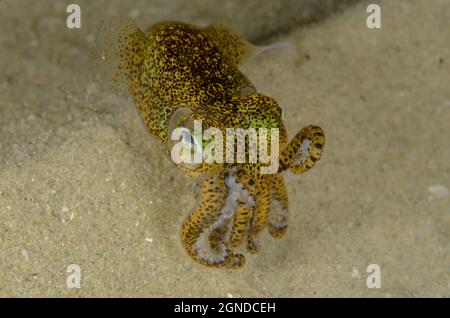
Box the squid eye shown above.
[180,128,203,153]
[168,107,194,141]
[175,127,203,170]
[168,107,203,171]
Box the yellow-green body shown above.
[98,17,325,268]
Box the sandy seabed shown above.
[0,0,449,297]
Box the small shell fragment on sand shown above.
[428,185,449,199]
[21,249,29,262]
[351,267,361,279]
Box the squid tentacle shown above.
[181,172,240,268]
[280,125,325,174]
[249,175,271,236]
[231,168,270,254]
[182,169,260,268]
[229,201,253,248]
[268,174,289,238]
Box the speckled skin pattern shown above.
[99,17,325,268]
